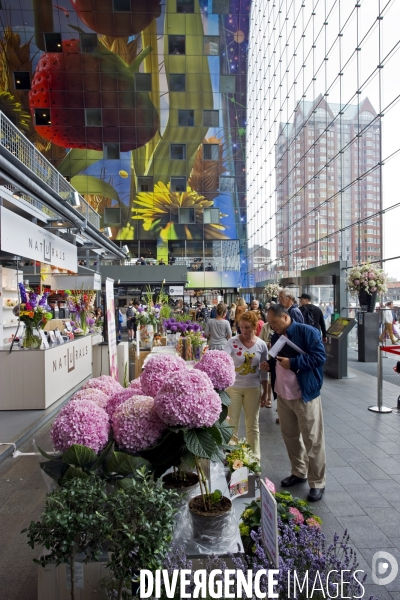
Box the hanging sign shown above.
[0,206,77,271]
[260,480,279,568]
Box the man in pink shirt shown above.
[261,304,327,502]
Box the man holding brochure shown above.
[261,304,327,502]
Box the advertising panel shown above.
[105,278,119,382]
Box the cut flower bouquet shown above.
[347,262,388,295]
[13,283,52,348]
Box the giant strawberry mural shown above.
[29,39,159,151]
[70,0,162,37]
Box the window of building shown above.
[204,36,219,55]
[203,144,219,160]
[212,0,230,12]
[179,208,196,223]
[177,0,194,12]
[113,0,130,10]
[171,177,187,192]
[137,177,154,192]
[219,75,236,93]
[13,72,31,90]
[34,109,51,126]
[103,143,120,160]
[85,108,102,127]
[203,110,219,127]
[178,110,194,126]
[135,73,152,92]
[44,33,62,52]
[170,144,186,160]
[169,35,185,55]
[203,208,220,223]
[80,33,98,54]
[104,208,122,225]
[169,73,185,91]
[219,176,235,193]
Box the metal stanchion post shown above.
[368,346,392,413]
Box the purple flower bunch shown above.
[140,354,186,397]
[112,396,166,452]
[106,387,141,417]
[129,377,143,394]
[71,388,109,410]
[154,369,221,428]
[163,318,202,334]
[18,282,28,304]
[194,350,235,390]
[50,399,110,453]
[82,375,123,396]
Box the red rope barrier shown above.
[379,346,400,356]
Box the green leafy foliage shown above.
[106,467,179,600]
[23,476,110,600]
[62,444,97,467]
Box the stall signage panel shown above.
[106,278,119,382]
[169,285,184,296]
[44,336,92,405]
[0,206,77,271]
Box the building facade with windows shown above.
[246,1,399,286]
[1,0,249,289]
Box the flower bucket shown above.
[358,289,377,313]
[188,495,232,540]
[139,324,154,349]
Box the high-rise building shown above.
[275,96,381,273]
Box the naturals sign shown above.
[0,206,77,271]
[44,336,92,406]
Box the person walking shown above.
[298,294,327,342]
[204,303,232,349]
[235,298,247,333]
[261,304,327,501]
[224,311,269,462]
[278,288,304,323]
[229,303,237,329]
[251,299,266,322]
[379,301,400,344]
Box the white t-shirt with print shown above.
[224,335,268,388]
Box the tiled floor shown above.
[2,364,400,599]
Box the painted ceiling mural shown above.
[0,0,249,244]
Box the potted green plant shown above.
[105,467,179,600]
[23,476,110,600]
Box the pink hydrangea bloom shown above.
[288,507,304,524]
[154,370,222,428]
[82,375,123,396]
[50,399,110,453]
[194,350,235,390]
[140,354,186,397]
[112,396,166,452]
[106,387,140,417]
[129,377,143,394]
[306,517,321,529]
[71,388,109,410]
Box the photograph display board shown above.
[260,480,279,568]
[105,278,119,382]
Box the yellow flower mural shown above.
[131,182,228,241]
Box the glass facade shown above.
[1,0,249,278]
[247,1,400,284]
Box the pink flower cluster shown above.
[71,388,109,410]
[129,377,143,395]
[140,354,186,397]
[106,387,139,418]
[50,399,110,453]
[194,350,235,390]
[306,517,321,529]
[112,396,166,452]
[154,369,221,428]
[82,375,123,396]
[288,507,304,524]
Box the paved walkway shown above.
[1,364,400,599]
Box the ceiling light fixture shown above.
[104,227,112,238]
[121,244,129,254]
[12,190,22,199]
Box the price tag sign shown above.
[260,480,279,567]
[229,466,249,499]
[39,329,49,350]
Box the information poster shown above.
[260,480,279,567]
[105,278,119,382]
